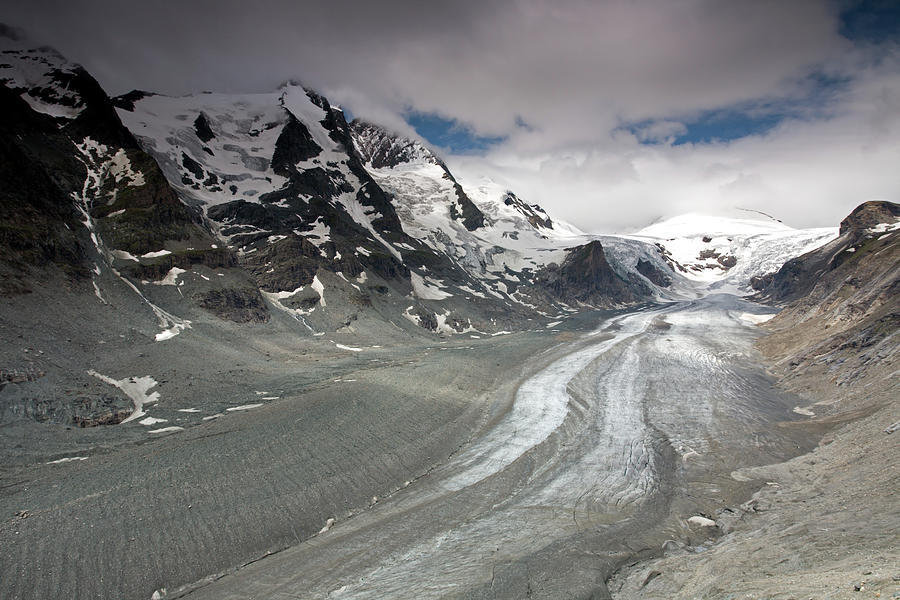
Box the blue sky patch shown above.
[672,110,785,145]
[404,110,505,154]
[839,0,900,44]
[625,70,851,146]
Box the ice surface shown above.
[311,275,326,307]
[0,40,85,119]
[92,280,107,303]
[301,219,332,255]
[318,518,336,535]
[107,149,146,187]
[439,310,652,492]
[739,312,776,325]
[111,250,139,262]
[688,516,717,527]
[117,91,290,208]
[868,220,900,234]
[155,327,185,342]
[626,213,837,292]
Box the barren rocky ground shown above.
[1,278,581,600]
[609,299,899,599]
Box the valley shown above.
[1,296,820,600]
[1,24,897,600]
[171,295,818,600]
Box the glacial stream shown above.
[181,294,813,599]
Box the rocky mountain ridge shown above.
[752,200,900,302]
[0,27,265,329]
[113,78,683,332]
[753,200,899,385]
[3,28,845,340]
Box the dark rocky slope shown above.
[0,28,266,323]
[752,200,900,303]
[537,240,649,307]
[0,85,89,294]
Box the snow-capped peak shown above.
[626,212,837,292]
[0,25,87,119]
[634,212,791,239]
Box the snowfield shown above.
[626,212,838,294]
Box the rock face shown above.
[351,119,486,231]
[1,395,133,427]
[501,191,553,230]
[0,84,90,294]
[838,200,900,235]
[195,287,269,323]
[757,201,899,384]
[755,200,900,305]
[538,240,645,307]
[0,29,267,323]
[636,258,671,288]
[351,120,444,170]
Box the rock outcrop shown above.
[538,240,646,307]
[754,200,899,305]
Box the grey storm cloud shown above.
[4,0,899,232]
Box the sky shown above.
[4,0,899,232]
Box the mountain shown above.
[611,201,900,600]
[628,212,838,296]
[754,200,899,381]
[752,200,900,303]
[0,27,265,326]
[115,83,687,334]
[0,26,848,431]
[348,120,664,308]
[536,239,646,306]
[116,86,524,333]
[0,23,840,335]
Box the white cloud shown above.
[631,121,688,144]
[6,0,898,231]
[450,51,900,232]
